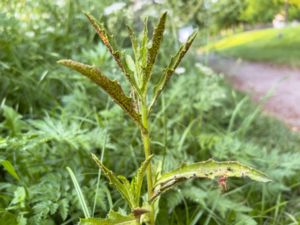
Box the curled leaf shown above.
[57,59,142,128]
[151,159,271,201]
[149,31,198,110]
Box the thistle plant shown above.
[58,12,271,225]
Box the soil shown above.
[205,54,300,131]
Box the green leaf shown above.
[125,55,136,73]
[67,167,90,218]
[91,154,135,208]
[80,211,137,225]
[0,159,20,180]
[132,155,153,206]
[85,13,139,93]
[149,31,198,110]
[10,186,26,207]
[151,159,271,201]
[57,60,142,129]
[141,12,167,92]
[0,212,18,225]
[127,26,139,63]
[140,18,148,67]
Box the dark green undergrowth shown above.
[1,1,300,225]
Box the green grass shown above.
[204,26,300,66]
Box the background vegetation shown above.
[203,26,300,66]
[1,0,300,224]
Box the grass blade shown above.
[67,167,90,218]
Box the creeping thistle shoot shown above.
[58,12,271,225]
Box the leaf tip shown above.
[57,59,74,67]
[162,11,168,18]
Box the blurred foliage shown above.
[1,0,300,225]
[204,26,300,66]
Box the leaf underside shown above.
[80,211,136,225]
[151,159,271,201]
[57,60,142,127]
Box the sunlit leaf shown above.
[151,159,271,201]
[150,31,198,110]
[57,60,142,128]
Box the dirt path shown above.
[205,54,300,131]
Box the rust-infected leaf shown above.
[57,59,142,127]
[141,12,167,92]
[149,31,198,111]
[151,159,271,201]
[85,13,139,93]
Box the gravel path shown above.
[206,54,300,131]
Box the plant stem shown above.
[141,98,155,225]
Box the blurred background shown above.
[1,0,300,224]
